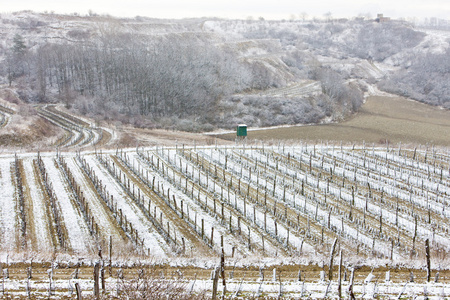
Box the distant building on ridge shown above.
[376,14,390,23]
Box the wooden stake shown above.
[221,248,226,298]
[426,239,431,282]
[94,262,100,299]
[328,238,337,281]
[337,250,343,299]
[109,236,112,276]
[212,266,220,300]
[75,283,82,300]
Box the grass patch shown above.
[218,96,450,146]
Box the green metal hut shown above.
[236,124,247,137]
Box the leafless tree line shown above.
[379,47,450,108]
[31,34,252,121]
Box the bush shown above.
[379,48,450,108]
[101,272,208,300]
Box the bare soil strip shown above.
[66,156,128,247]
[22,158,53,253]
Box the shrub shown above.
[92,272,208,300]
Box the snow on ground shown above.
[0,157,17,252]
[130,151,255,257]
[84,155,169,258]
[0,144,447,268]
[65,155,127,246]
[22,157,53,252]
[4,276,447,299]
[159,148,296,254]
[41,156,94,254]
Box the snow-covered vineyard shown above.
[0,143,449,297]
[1,144,450,260]
[36,104,112,149]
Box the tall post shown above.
[328,238,338,281]
[337,250,343,299]
[348,268,355,300]
[109,236,112,276]
[75,283,82,300]
[201,219,204,239]
[426,239,431,282]
[94,262,100,299]
[221,248,226,298]
[212,266,220,300]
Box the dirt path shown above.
[0,158,18,252]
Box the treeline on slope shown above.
[3,28,364,131]
[378,48,450,109]
[230,19,425,61]
[236,19,450,110]
[22,33,255,128]
[218,67,364,128]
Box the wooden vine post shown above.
[212,266,220,300]
[75,282,82,300]
[221,248,226,298]
[426,239,431,282]
[337,250,343,299]
[109,236,112,276]
[328,238,338,281]
[94,262,100,299]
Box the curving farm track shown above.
[37,104,112,149]
[0,104,14,128]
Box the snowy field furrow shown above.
[0,144,447,265]
[22,158,53,252]
[41,156,93,254]
[177,149,334,254]
[66,156,126,246]
[131,152,246,255]
[84,155,169,258]
[316,151,449,244]
[207,149,392,253]
[132,151,280,256]
[0,157,17,251]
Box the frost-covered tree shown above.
[379,48,450,108]
[28,32,253,127]
[4,34,29,86]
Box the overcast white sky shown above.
[2,0,450,20]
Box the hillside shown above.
[218,95,450,146]
[0,11,449,148]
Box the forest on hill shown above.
[0,12,448,131]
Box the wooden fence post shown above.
[75,282,82,300]
[212,266,220,300]
[348,268,355,300]
[109,236,113,277]
[201,219,204,239]
[337,250,343,299]
[426,239,431,282]
[48,268,53,296]
[221,248,226,299]
[329,238,338,281]
[101,267,105,293]
[94,262,100,299]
